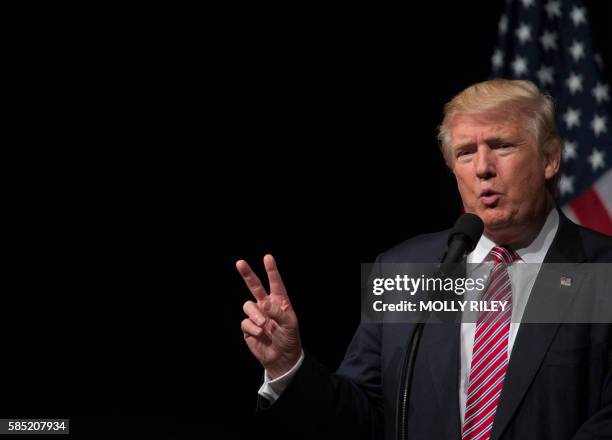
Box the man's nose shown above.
[474,145,496,179]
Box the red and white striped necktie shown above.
[462,245,519,440]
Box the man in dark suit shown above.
[237,79,612,439]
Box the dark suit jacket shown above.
[258,214,612,440]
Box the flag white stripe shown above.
[594,169,612,216]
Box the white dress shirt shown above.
[259,209,560,415]
[258,350,304,401]
[459,208,559,423]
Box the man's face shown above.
[448,112,559,243]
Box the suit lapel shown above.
[424,321,462,440]
[490,214,587,440]
[422,255,464,440]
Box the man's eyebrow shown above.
[452,141,476,150]
[485,136,514,146]
[452,136,512,150]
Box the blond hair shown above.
[437,79,561,165]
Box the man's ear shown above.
[543,140,561,180]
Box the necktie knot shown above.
[489,245,520,266]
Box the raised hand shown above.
[237,254,301,379]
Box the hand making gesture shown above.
[237,254,302,379]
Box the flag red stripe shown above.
[569,187,612,236]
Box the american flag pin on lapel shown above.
[560,276,573,287]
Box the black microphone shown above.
[396,213,484,440]
[440,213,484,272]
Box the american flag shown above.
[491,0,612,235]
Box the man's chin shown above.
[466,207,512,231]
[480,214,512,231]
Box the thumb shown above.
[263,298,294,325]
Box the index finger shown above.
[263,254,288,298]
[236,259,268,302]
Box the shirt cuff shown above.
[257,350,305,403]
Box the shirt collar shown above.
[467,208,559,265]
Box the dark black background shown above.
[201,3,611,438]
[8,2,612,439]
